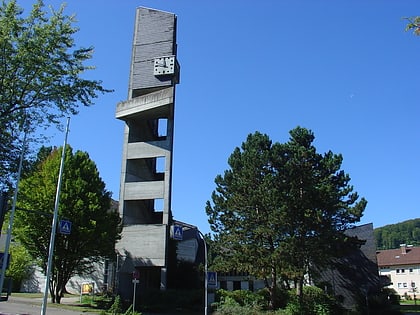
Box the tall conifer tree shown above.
[206,127,367,308]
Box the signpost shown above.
[132,271,140,314]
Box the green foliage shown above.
[123,304,142,315]
[216,289,266,308]
[213,292,264,315]
[374,218,420,249]
[285,286,340,315]
[108,295,123,315]
[5,243,33,291]
[0,0,111,189]
[404,16,420,36]
[206,127,367,307]
[214,303,263,315]
[14,145,121,303]
[214,287,342,315]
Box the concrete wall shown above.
[115,7,180,294]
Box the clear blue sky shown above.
[22,1,420,234]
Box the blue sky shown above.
[22,1,420,234]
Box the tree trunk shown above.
[49,280,56,303]
[268,266,277,309]
[296,277,304,310]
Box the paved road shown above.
[0,295,97,315]
[0,296,193,315]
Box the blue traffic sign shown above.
[208,271,217,287]
[173,225,183,240]
[59,220,72,235]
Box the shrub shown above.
[108,295,123,315]
[284,286,342,315]
[217,289,266,308]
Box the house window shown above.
[403,283,408,288]
[396,269,406,274]
[398,283,402,288]
[409,268,414,273]
[412,282,416,288]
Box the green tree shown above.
[14,145,121,303]
[405,16,420,35]
[0,0,111,189]
[206,127,367,309]
[5,243,33,291]
[374,218,420,249]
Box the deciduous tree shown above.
[405,16,420,35]
[0,0,111,189]
[14,145,121,303]
[206,127,367,308]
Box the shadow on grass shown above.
[399,304,420,313]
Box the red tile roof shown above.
[377,246,420,267]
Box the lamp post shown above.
[0,130,27,298]
[41,118,70,315]
[197,230,208,315]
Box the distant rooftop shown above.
[377,245,420,266]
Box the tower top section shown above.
[129,7,180,98]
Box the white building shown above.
[377,244,420,298]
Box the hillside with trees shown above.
[374,218,420,250]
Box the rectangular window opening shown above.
[156,156,165,173]
[158,118,168,138]
[154,199,164,212]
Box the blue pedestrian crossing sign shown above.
[59,219,72,235]
[208,271,217,287]
[172,225,183,240]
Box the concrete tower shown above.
[115,7,180,296]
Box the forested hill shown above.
[374,218,420,250]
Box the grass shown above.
[12,292,43,298]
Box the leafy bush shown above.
[284,286,342,315]
[213,302,262,315]
[123,305,142,315]
[216,289,266,308]
[108,295,123,315]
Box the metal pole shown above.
[0,131,27,298]
[197,230,208,315]
[132,280,137,315]
[41,117,70,315]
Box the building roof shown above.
[376,245,420,267]
[316,223,380,310]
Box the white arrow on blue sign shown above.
[59,220,72,235]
